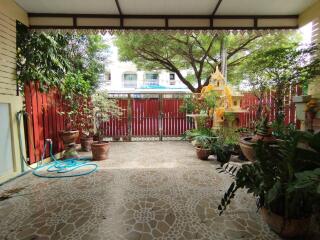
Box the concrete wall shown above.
[0,0,28,183]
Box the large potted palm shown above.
[91,91,122,161]
[219,130,320,238]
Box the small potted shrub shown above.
[194,137,213,160]
[212,143,232,165]
[183,128,217,160]
[218,130,320,238]
[91,91,122,161]
[58,72,92,152]
[239,111,276,162]
[78,100,95,152]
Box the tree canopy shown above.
[115,33,263,92]
[115,32,306,93]
[17,22,109,95]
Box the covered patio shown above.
[0,141,281,240]
[1,0,320,239]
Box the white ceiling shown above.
[15,0,317,15]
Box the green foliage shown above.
[203,91,218,109]
[115,33,262,92]
[218,131,320,218]
[67,34,109,91]
[212,127,239,165]
[179,95,196,114]
[239,32,320,121]
[17,22,70,92]
[182,128,217,149]
[62,72,91,101]
[17,23,109,96]
[92,91,123,141]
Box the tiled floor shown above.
[0,142,316,239]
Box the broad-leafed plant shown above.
[218,130,320,219]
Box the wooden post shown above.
[159,93,163,141]
[127,94,132,141]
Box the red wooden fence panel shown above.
[24,83,65,163]
[239,87,300,129]
[24,87,300,162]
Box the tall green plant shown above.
[243,42,320,123]
[67,34,109,92]
[17,22,70,91]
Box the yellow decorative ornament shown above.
[224,85,233,109]
[215,107,225,120]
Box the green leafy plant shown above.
[218,130,320,219]
[179,95,196,114]
[204,91,218,109]
[92,91,123,142]
[182,128,217,149]
[17,22,70,92]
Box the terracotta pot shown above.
[239,137,256,162]
[239,135,277,162]
[260,207,311,238]
[91,141,110,161]
[195,147,211,160]
[80,136,93,152]
[59,130,79,145]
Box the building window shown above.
[105,72,111,85]
[145,73,159,86]
[123,72,137,88]
[169,73,175,85]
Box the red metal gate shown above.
[101,93,194,140]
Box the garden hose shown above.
[16,111,98,178]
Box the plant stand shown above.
[62,143,79,159]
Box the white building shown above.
[99,39,190,92]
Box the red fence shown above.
[239,86,301,128]
[24,82,65,164]
[102,93,194,139]
[24,86,300,163]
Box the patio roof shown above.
[15,0,317,31]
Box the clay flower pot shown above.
[80,136,93,152]
[239,137,256,162]
[260,207,311,238]
[91,141,110,161]
[239,134,277,162]
[59,130,79,145]
[195,147,211,160]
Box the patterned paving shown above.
[0,142,316,239]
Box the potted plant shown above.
[79,100,94,152]
[239,110,276,162]
[59,72,92,153]
[183,128,217,160]
[57,107,80,158]
[212,127,239,165]
[213,143,232,165]
[194,136,213,160]
[218,130,320,238]
[91,91,122,161]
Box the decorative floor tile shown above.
[0,142,318,239]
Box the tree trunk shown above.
[220,37,228,83]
